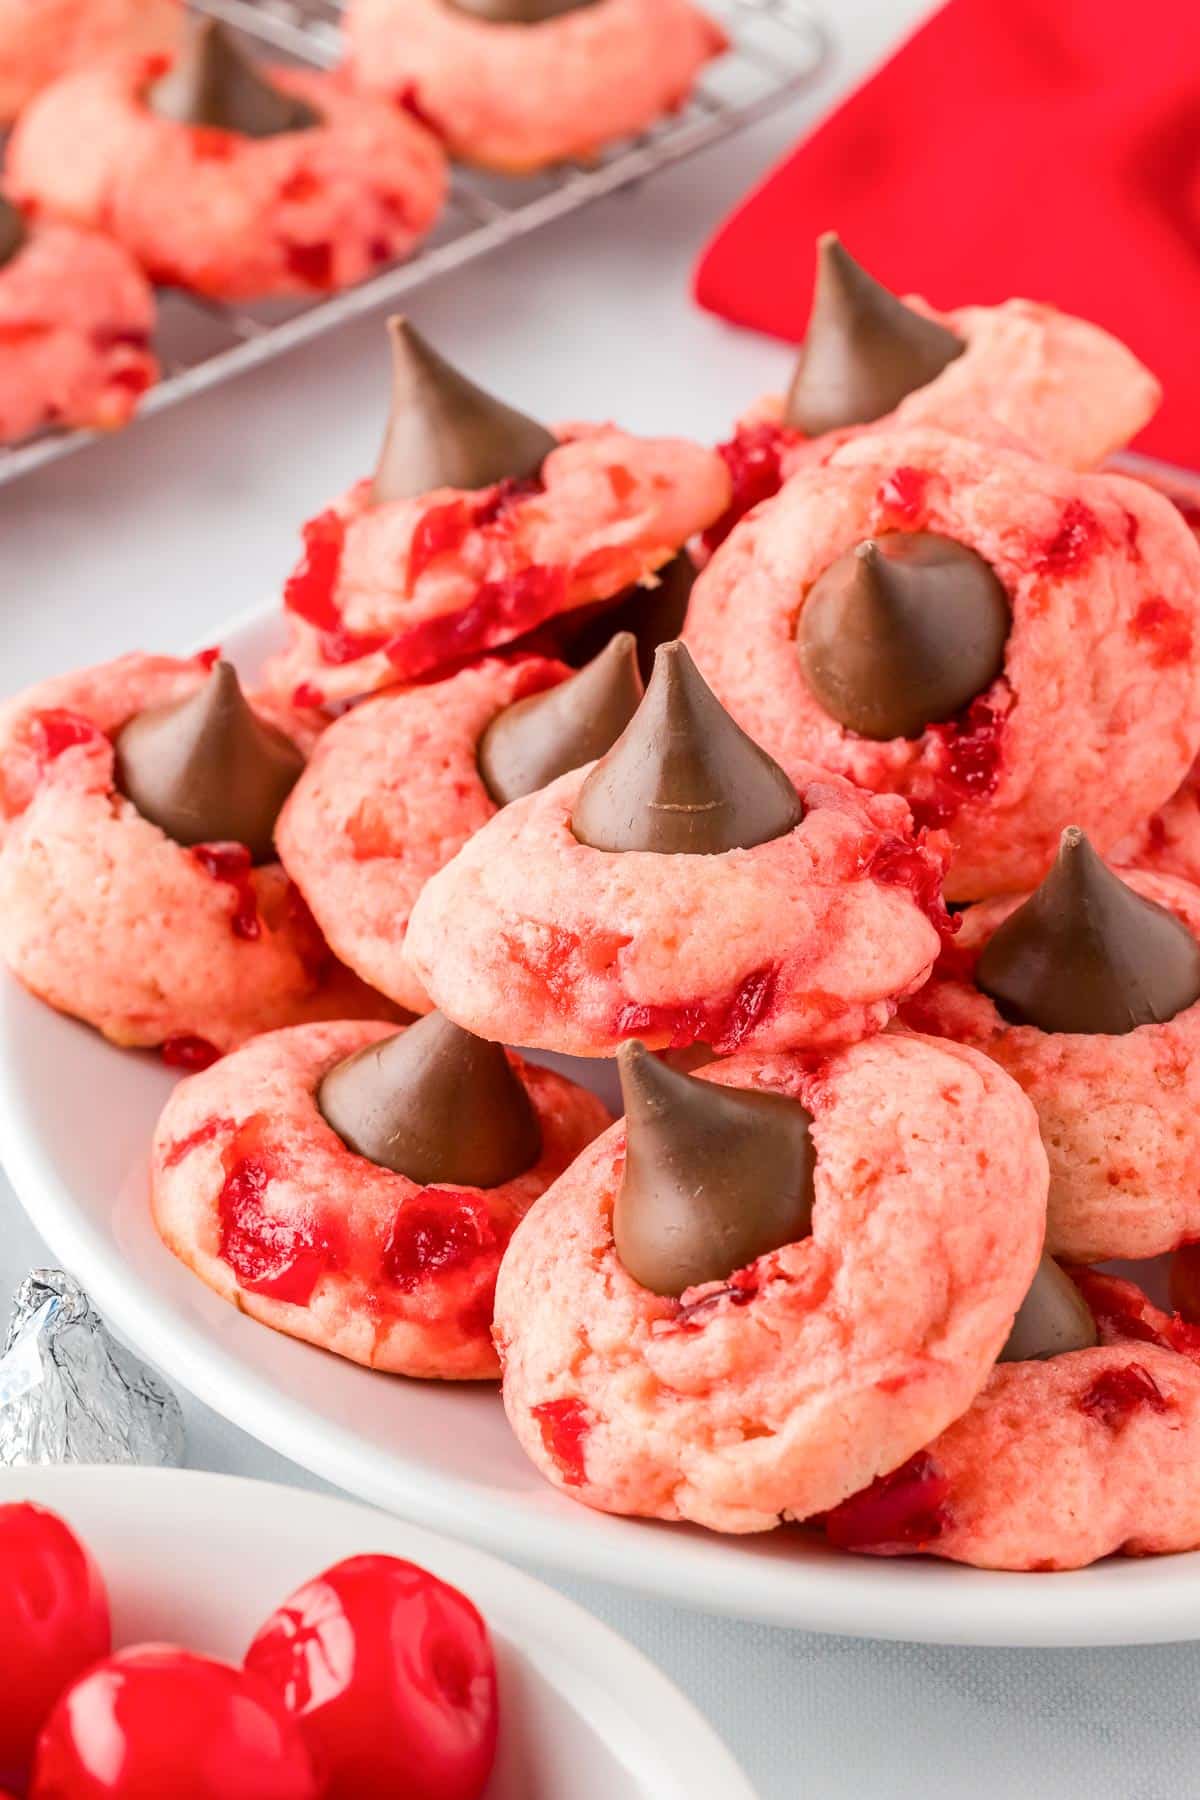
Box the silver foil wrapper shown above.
[0,1269,185,1467]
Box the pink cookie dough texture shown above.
[151,1019,612,1378]
[829,1271,1200,1571]
[265,428,731,705]
[6,54,446,300]
[0,654,397,1053]
[1115,755,1200,885]
[0,0,179,121]
[0,219,157,441]
[344,0,726,173]
[685,426,1200,900]
[406,762,948,1057]
[494,1033,1046,1532]
[277,653,565,1016]
[902,867,1200,1264]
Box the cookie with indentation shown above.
[902,840,1200,1262]
[151,1014,611,1377]
[277,642,644,1015]
[0,654,397,1058]
[685,425,1200,899]
[494,1031,1045,1531]
[703,237,1160,552]
[406,643,949,1057]
[263,322,732,706]
[6,24,446,299]
[0,198,157,441]
[343,0,725,173]
[822,1267,1200,1570]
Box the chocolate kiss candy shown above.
[446,0,599,21]
[976,827,1200,1035]
[797,531,1010,742]
[478,632,643,806]
[0,195,27,269]
[785,233,966,437]
[148,20,321,138]
[113,660,304,864]
[571,641,803,853]
[613,1042,816,1297]
[562,552,697,682]
[318,1011,542,1187]
[371,317,558,506]
[999,1255,1099,1363]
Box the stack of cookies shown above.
[6,236,1200,1574]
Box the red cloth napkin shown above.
[694,0,1200,465]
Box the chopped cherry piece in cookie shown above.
[822,1453,953,1555]
[383,1191,498,1291]
[161,1035,222,1071]
[218,1157,332,1305]
[245,1555,498,1800]
[1078,1362,1171,1429]
[31,708,103,761]
[531,1398,591,1487]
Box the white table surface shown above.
[6,5,1200,1795]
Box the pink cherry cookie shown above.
[0,654,396,1057]
[903,862,1200,1264]
[343,0,726,174]
[685,426,1200,900]
[823,1270,1200,1571]
[0,217,157,441]
[494,1033,1046,1532]
[265,428,731,706]
[6,52,446,300]
[151,1018,611,1378]
[704,289,1159,554]
[0,0,178,121]
[277,653,579,1016]
[406,752,948,1058]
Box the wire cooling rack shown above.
[0,0,827,486]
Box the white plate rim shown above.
[0,1463,756,1800]
[4,601,1200,1647]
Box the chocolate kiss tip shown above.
[999,1255,1098,1363]
[570,639,803,855]
[976,827,1200,1036]
[317,1011,542,1188]
[613,1041,816,1298]
[796,529,1010,743]
[113,659,305,864]
[0,194,26,269]
[148,19,320,138]
[477,631,643,806]
[784,232,965,437]
[371,316,557,507]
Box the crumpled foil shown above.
[0,1269,185,1467]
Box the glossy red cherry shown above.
[0,1502,111,1788]
[30,1645,320,1799]
[245,1554,499,1800]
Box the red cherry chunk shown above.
[245,1554,499,1800]
[0,1503,110,1789]
[31,1645,318,1799]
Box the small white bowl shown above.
[0,1465,753,1800]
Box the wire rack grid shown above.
[0,0,828,487]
